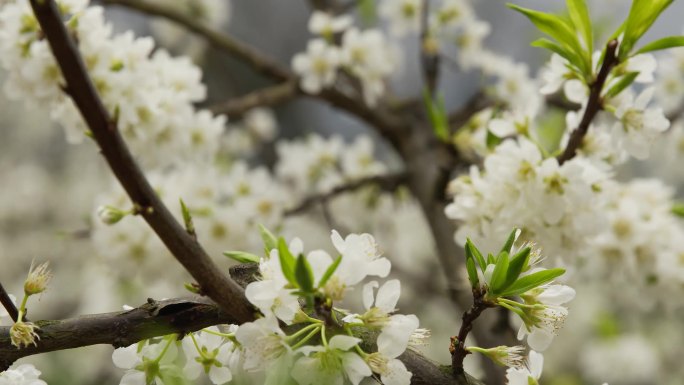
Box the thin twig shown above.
[0,282,18,323]
[557,39,619,165]
[29,0,254,323]
[284,172,408,216]
[210,81,298,118]
[420,0,440,95]
[450,287,494,377]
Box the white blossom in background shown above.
[608,87,670,159]
[654,46,684,113]
[292,39,340,94]
[0,0,225,168]
[430,0,473,36]
[379,0,422,37]
[580,335,660,385]
[0,364,47,385]
[340,28,397,106]
[308,10,353,37]
[149,0,230,59]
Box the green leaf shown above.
[486,129,502,150]
[499,268,566,297]
[508,4,588,73]
[223,250,261,264]
[423,89,450,142]
[259,224,278,252]
[318,254,342,288]
[619,0,674,59]
[489,251,510,294]
[635,36,684,55]
[604,71,639,99]
[672,202,684,217]
[503,247,531,290]
[466,239,487,271]
[531,38,582,70]
[295,254,315,293]
[500,228,520,254]
[465,256,480,288]
[487,253,496,266]
[358,0,376,26]
[277,238,297,286]
[179,198,195,236]
[566,0,593,54]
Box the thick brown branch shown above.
[284,172,408,216]
[0,298,233,371]
[0,283,18,323]
[210,81,298,118]
[29,0,254,322]
[557,40,619,165]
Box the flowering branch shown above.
[557,39,620,165]
[210,81,298,118]
[284,172,408,216]
[0,282,18,323]
[29,0,254,322]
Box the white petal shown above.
[489,119,515,137]
[209,366,233,384]
[538,285,576,305]
[527,329,554,352]
[331,230,346,252]
[112,345,139,369]
[328,335,362,351]
[375,279,401,313]
[342,352,372,385]
[377,314,419,358]
[382,358,412,385]
[528,350,544,378]
[563,79,587,104]
[119,370,146,385]
[362,281,379,310]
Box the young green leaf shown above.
[423,89,450,142]
[503,247,531,290]
[179,198,195,236]
[259,224,278,252]
[566,0,593,54]
[278,237,297,286]
[531,38,583,72]
[635,36,684,55]
[465,254,480,288]
[487,252,496,266]
[295,254,315,293]
[604,71,639,99]
[619,0,674,59]
[466,238,487,271]
[489,252,510,294]
[318,255,343,288]
[500,228,520,254]
[508,4,588,72]
[672,202,684,217]
[499,268,566,297]
[223,250,261,264]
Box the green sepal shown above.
[499,268,566,297]
[635,36,684,55]
[318,254,342,288]
[277,237,297,286]
[295,253,315,293]
[223,250,261,264]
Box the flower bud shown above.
[467,345,526,369]
[24,261,52,296]
[10,321,40,348]
[96,205,128,225]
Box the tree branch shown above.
[210,81,298,118]
[102,0,410,151]
[0,282,18,323]
[29,0,254,322]
[284,172,408,216]
[450,288,494,377]
[557,39,619,165]
[420,0,440,95]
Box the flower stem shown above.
[451,287,494,376]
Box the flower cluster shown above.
[292,11,397,105]
[0,0,225,168]
[0,364,47,385]
[112,228,426,385]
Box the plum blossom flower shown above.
[506,350,543,385]
[516,284,576,351]
[291,335,371,385]
[379,0,422,37]
[610,87,670,159]
[182,326,237,384]
[308,11,353,37]
[112,339,178,385]
[0,364,47,385]
[292,39,340,94]
[331,230,391,286]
